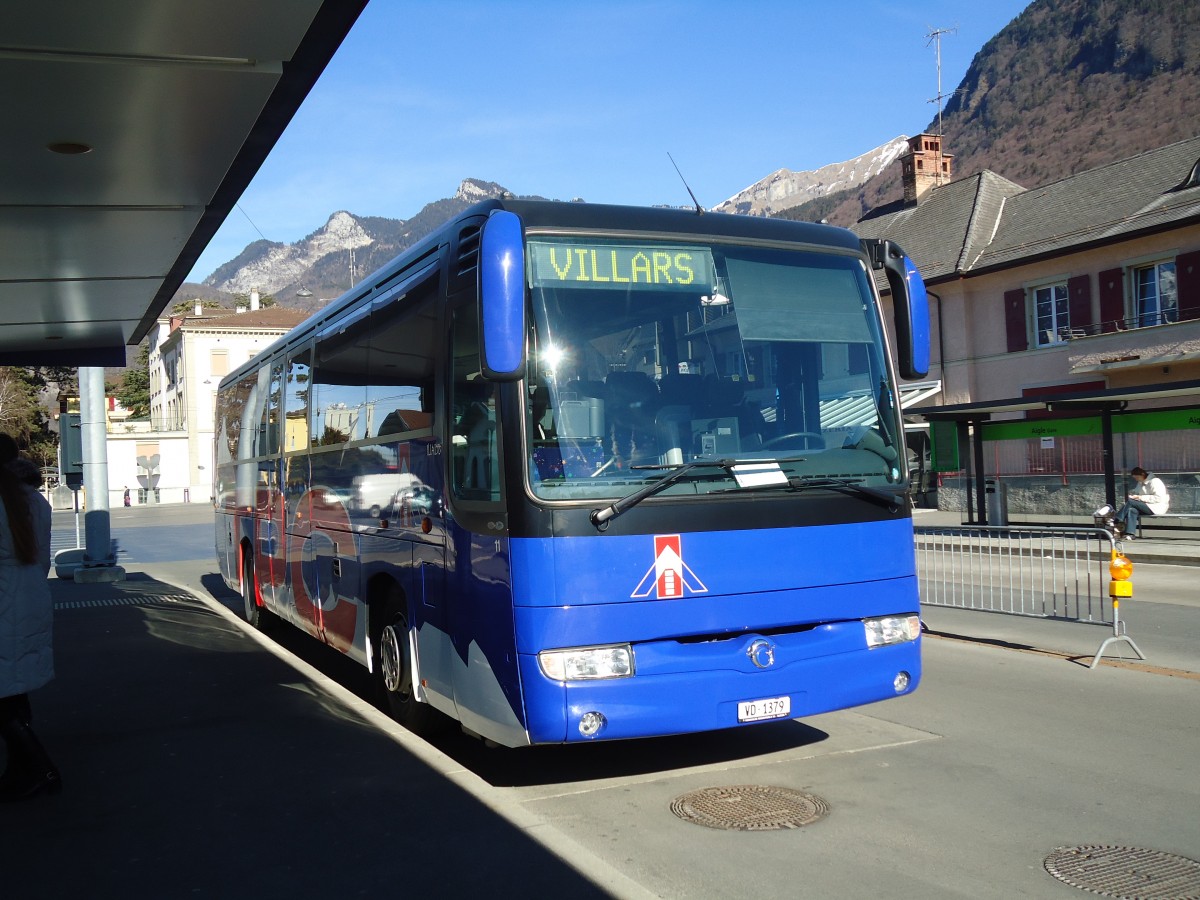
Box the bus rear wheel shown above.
[374,595,435,734]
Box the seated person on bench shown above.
[1096,467,1170,540]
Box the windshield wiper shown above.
[786,476,904,511]
[588,457,804,530]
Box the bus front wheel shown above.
[374,594,435,733]
[241,553,271,631]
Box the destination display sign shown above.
[528,241,714,291]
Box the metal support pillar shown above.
[972,420,987,525]
[958,420,973,525]
[1101,408,1117,510]
[71,367,125,582]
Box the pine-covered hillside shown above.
[780,0,1200,226]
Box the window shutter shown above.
[1098,267,1124,332]
[1004,288,1027,352]
[1177,250,1200,321]
[1067,275,1092,333]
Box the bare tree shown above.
[0,367,42,443]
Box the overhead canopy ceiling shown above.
[0,0,367,367]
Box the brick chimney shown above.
[901,133,953,203]
[250,288,260,311]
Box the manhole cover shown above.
[670,785,828,831]
[1044,845,1200,898]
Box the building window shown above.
[1133,261,1177,327]
[1034,283,1070,346]
[209,350,229,378]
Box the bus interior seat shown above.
[454,380,495,495]
[605,371,660,461]
[464,416,496,493]
[530,378,554,440]
[659,373,702,407]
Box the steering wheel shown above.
[762,432,825,450]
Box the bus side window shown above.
[265,362,283,454]
[450,307,500,502]
[285,349,312,453]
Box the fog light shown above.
[579,711,607,737]
[864,614,922,649]
[894,671,911,693]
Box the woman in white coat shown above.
[1111,466,1170,540]
[0,433,59,801]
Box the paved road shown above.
[19,504,1199,899]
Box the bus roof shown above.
[496,198,861,250]
[219,199,863,388]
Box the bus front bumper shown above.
[518,622,921,744]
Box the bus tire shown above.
[373,590,435,733]
[241,553,272,631]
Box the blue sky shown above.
[187,0,1031,283]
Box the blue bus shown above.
[215,199,930,746]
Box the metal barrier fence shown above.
[915,525,1116,624]
[914,525,1144,667]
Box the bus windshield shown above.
[526,235,903,502]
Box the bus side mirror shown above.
[479,209,526,381]
[864,239,930,379]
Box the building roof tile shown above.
[184,308,309,330]
[854,135,1200,284]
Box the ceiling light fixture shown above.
[46,142,93,155]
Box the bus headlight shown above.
[864,615,922,649]
[538,644,634,681]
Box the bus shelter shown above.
[911,380,1200,525]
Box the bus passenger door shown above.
[260,363,287,607]
[441,300,527,746]
[413,527,453,710]
[281,348,315,633]
[258,457,285,607]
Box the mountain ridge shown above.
[201,178,525,312]
[712,136,910,217]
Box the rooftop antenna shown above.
[667,152,704,215]
[925,26,961,187]
[925,26,959,140]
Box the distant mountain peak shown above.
[205,210,380,297]
[197,180,522,311]
[456,178,510,203]
[713,136,910,217]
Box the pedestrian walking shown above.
[0,433,60,801]
[123,486,131,507]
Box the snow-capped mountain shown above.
[713,136,910,217]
